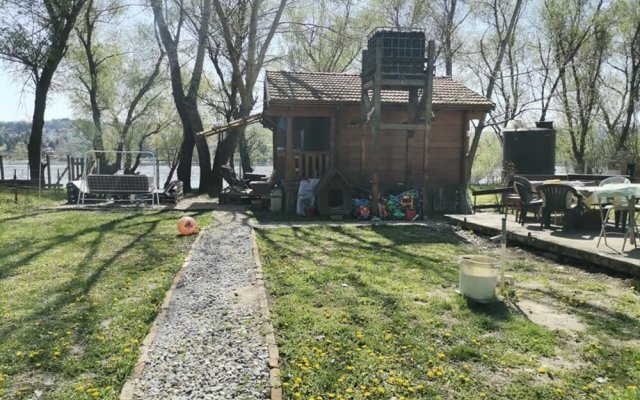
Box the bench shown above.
[472,187,515,210]
[80,174,158,205]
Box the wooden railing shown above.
[294,151,329,179]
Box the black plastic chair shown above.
[221,165,251,191]
[537,184,585,230]
[513,176,542,225]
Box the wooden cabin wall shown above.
[335,106,467,191]
[266,103,471,212]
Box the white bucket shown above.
[459,255,500,302]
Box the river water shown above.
[1,160,272,190]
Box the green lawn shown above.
[257,225,640,400]
[0,190,209,399]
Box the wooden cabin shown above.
[262,70,494,213]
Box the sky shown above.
[0,71,71,122]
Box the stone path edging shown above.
[251,229,282,400]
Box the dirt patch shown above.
[235,285,262,307]
[516,298,586,334]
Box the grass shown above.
[257,224,640,400]
[0,189,209,399]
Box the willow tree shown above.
[0,0,87,183]
[67,0,168,174]
[280,0,370,73]
[544,0,609,172]
[206,0,287,196]
[462,0,525,212]
[598,0,640,153]
[151,0,212,193]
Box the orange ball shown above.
[177,216,198,235]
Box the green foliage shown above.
[0,205,207,399]
[243,125,272,166]
[471,132,502,184]
[280,0,373,73]
[258,225,640,399]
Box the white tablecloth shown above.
[578,183,640,205]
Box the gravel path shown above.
[130,210,270,400]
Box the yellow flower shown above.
[294,393,302,398]
[437,352,445,359]
[346,388,354,393]
[537,367,547,374]
[53,351,61,357]
[15,351,23,357]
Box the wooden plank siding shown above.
[266,104,470,212]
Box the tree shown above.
[66,1,170,176]
[375,0,428,29]
[0,0,88,183]
[207,0,287,196]
[428,0,469,76]
[151,0,212,193]
[280,0,369,73]
[598,0,640,153]
[462,0,525,212]
[544,0,610,172]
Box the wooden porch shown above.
[293,151,329,179]
[446,211,640,278]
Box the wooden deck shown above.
[445,211,640,278]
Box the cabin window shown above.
[293,117,330,152]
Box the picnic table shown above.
[576,183,640,249]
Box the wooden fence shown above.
[0,155,85,188]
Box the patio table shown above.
[577,183,640,247]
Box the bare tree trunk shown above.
[151,0,212,193]
[26,0,87,183]
[28,76,52,184]
[461,0,524,213]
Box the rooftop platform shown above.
[445,212,640,278]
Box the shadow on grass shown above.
[523,286,640,341]
[0,209,207,382]
[465,298,513,321]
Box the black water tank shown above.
[503,127,556,175]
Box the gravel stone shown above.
[131,211,269,400]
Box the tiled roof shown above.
[265,70,494,109]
